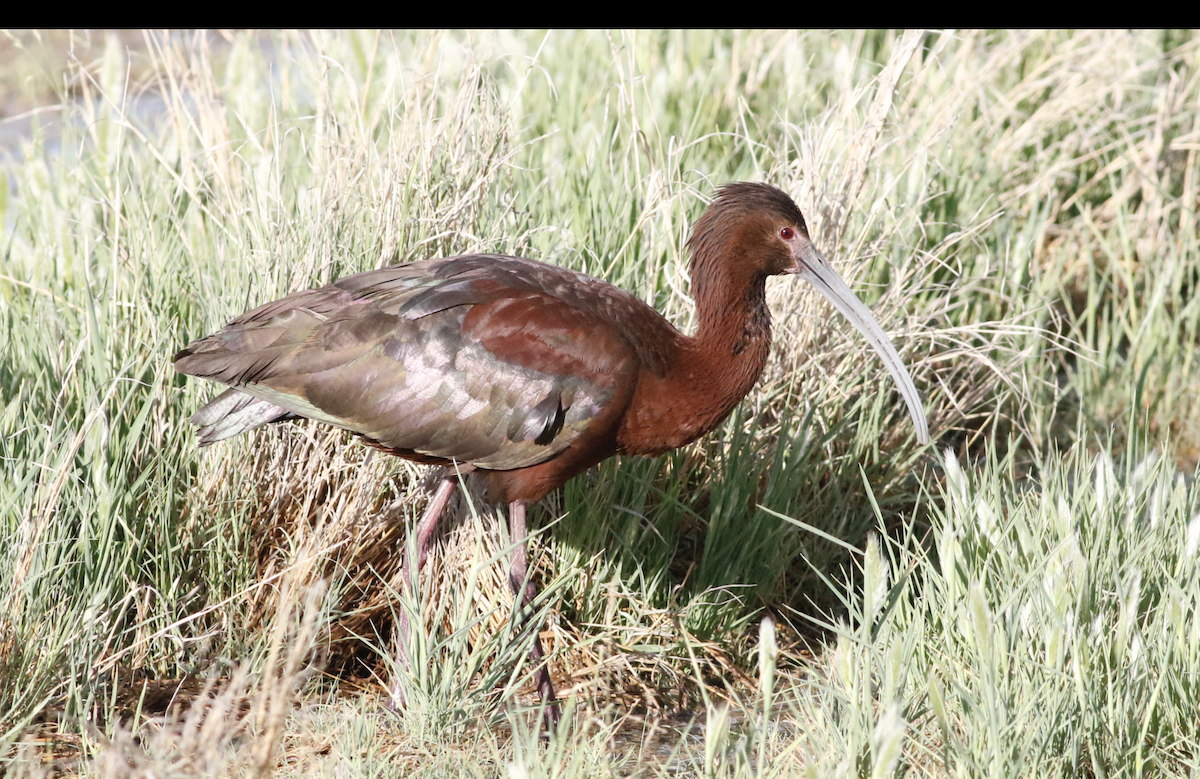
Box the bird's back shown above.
[175,255,677,471]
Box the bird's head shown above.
[689,182,930,445]
[687,182,811,280]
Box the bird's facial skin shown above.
[776,222,813,276]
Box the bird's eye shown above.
[779,227,795,240]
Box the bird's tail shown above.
[189,388,294,446]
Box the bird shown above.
[174,182,929,727]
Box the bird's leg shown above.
[507,499,561,729]
[388,475,457,711]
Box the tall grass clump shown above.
[778,441,1200,777]
[640,440,1200,778]
[1,28,1198,776]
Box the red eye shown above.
[780,227,794,240]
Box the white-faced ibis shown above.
[175,182,929,726]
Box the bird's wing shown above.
[175,255,652,470]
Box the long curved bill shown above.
[791,242,930,444]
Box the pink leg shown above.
[388,475,457,711]
[508,500,561,729]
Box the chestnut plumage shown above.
[175,182,928,726]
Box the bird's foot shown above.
[542,700,562,733]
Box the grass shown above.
[1,29,1199,776]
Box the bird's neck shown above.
[618,271,772,455]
